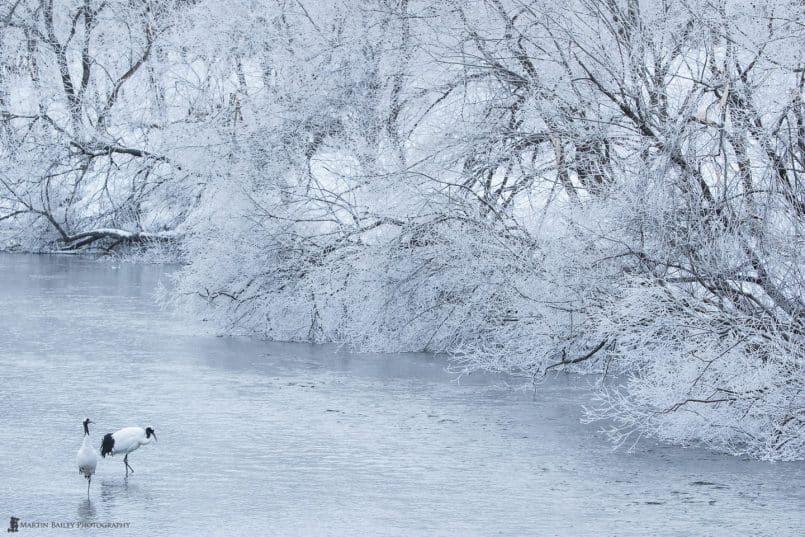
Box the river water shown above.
[0,254,802,536]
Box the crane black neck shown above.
[83,420,90,436]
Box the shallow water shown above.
[0,253,802,536]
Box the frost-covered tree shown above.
[2,0,802,459]
[0,0,205,252]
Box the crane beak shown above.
[152,432,158,442]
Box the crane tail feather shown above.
[100,433,114,458]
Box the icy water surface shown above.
[0,254,802,536]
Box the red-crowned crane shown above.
[76,418,98,496]
[100,426,157,476]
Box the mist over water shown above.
[0,254,802,536]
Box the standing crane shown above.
[100,426,157,476]
[76,418,98,496]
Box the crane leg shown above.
[87,476,91,497]
[124,454,134,475]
